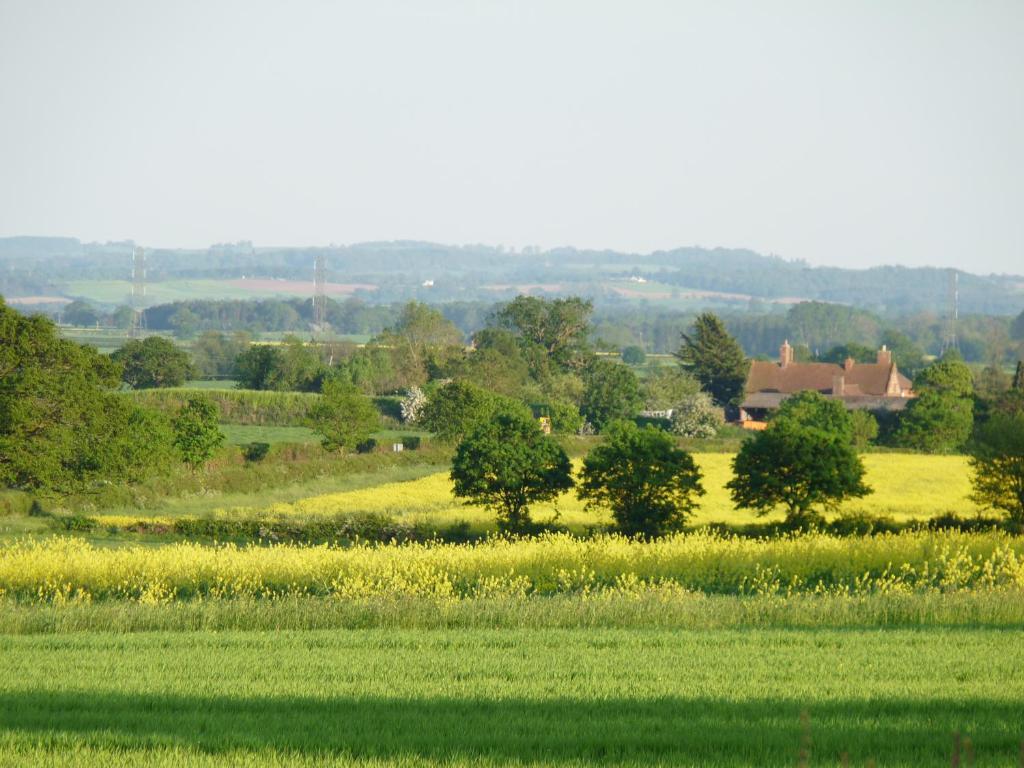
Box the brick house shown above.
[738,341,914,429]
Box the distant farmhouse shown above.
[739,341,914,429]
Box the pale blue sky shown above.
[0,1,1021,272]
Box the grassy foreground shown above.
[0,627,1021,767]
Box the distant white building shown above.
[422,279,434,288]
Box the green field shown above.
[0,627,1020,766]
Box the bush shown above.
[621,346,646,365]
[241,442,271,463]
[356,438,378,454]
[402,435,422,450]
[581,359,642,432]
[850,410,879,449]
[122,389,318,426]
[670,392,723,438]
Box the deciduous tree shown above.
[111,336,194,389]
[172,394,224,471]
[727,422,871,526]
[306,378,381,452]
[451,411,573,531]
[578,421,704,536]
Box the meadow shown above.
[0,627,1021,766]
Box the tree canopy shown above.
[969,412,1024,524]
[0,300,173,492]
[580,360,642,432]
[676,313,748,406]
[450,411,573,531]
[111,336,194,389]
[306,378,381,452]
[727,422,871,525]
[578,421,704,536]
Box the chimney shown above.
[832,374,845,397]
[779,339,793,368]
[844,357,855,372]
[877,345,892,366]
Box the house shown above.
[738,341,914,429]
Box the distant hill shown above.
[1,237,1021,316]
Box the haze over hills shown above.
[1,236,1022,317]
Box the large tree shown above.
[675,313,748,406]
[727,422,871,526]
[111,336,194,389]
[580,359,642,432]
[0,299,174,492]
[420,380,529,443]
[771,390,854,444]
[578,421,704,536]
[451,411,573,532]
[969,412,1024,524]
[495,295,593,371]
[895,353,975,453]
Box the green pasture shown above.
[0,627,1020,766]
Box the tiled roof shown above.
[740,391,912,412]
[745,361,911,397]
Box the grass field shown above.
[0,627,1021,766]
[229,453,979,529]
[219,425,430,446]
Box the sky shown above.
[0,1,1022,273]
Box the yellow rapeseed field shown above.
[200,453,977,530]
[1,530,1021,603]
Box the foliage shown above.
[770,390,854,443]
[241,442,271,463]
[969,412,1024,523]
[190,331,252,379]
[123,388,318,426]
[620,345,646,365]
[670,392,722,438]
[879,330,927,377]
[111,336,194,389]
[494,295,593,371]
[817,342,876,365]
[676,313,748,406]
[641,367,700,410]
[580,360,642,432]
[450,411,573,531]
[420,381,528,443]
[399,386,427,424]
[894,354,975,453]
[172,394,225,471]
[849,410,879,449]
[578,421,704,536]
[0,300,174,492]
[1014,360,1024,390]
[61,299,100,326]
[306,378,381,452]
[913,352,975,399]
[894,391,974,454]
[234,337,325,392]
[727,423,871,524]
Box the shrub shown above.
[621,346,646,365]
[400,387,427,424]
[670,392,723,438]
[172,394,225,471]
[850,410,879,449]
[122,389,318,426]
[241,442,271,463]
[356,438,379,454]
[402,435,422,450]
